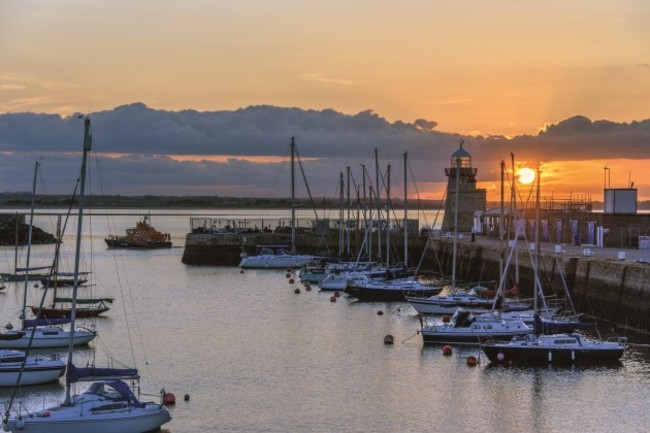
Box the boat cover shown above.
[53,297,114,304]
[23,317,71,328]
[67,363,140,385]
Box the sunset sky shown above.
[1,1,649,200]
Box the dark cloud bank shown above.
[0,103,649,197]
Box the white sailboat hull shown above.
[239,254,319,269]
[0,355,65,387]
[0,328,96,349]
[3,403,171,433]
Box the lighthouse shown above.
[441,141,487,232]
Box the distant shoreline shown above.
[0,192,622,210]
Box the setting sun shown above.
[517,167,536,185]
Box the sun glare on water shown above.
[517,167,536,185]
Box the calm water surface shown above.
[1,209,649,433]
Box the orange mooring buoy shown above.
[442,345,453,356]
[163,392,176,406]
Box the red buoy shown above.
[285,272,291,278]
[442,315,451,323]
[288,278,295,284]
[466,356,478,366]
[330,296,337,302]
[442,345,453,356]
[163,392,176,406]
[334,291,340,297]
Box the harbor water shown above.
[1,209,650,433]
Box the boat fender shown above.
[15,419,25,430]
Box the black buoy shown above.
[384,335,394,345]
[377,310,384,316]
[288,278,295,284]
[184,394,190,402]
[330,296,336,302]
[294,288,301,294]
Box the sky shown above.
[1,1,649,201]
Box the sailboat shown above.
[344,152,442,301]
[0,162,96,350]
[30,214,110,318]
[481,167,627,365]
[40,218,88,288]
[2,116,172,433]
[239,137,321,269]
[0,350,65,387]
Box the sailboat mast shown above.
[385,164,391,265]
[499,160,505,284]
[64,116,92,405]
[375,148,381,263]
[534,166,541,314]
[13,212,18,274]
[346,166,351,257]
[290,137,296,256]
[403,152,408,266]
[511,153,519,284]
[21,161,39,327]
[338,172,344,257]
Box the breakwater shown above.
[181,230,430,266]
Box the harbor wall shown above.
[181,231,428,267]
[426,238,650,332]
